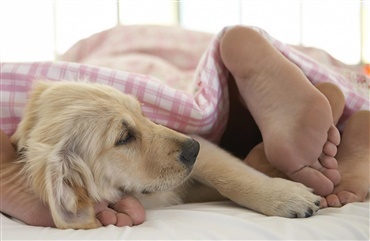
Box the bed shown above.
[1,25,369,240]
[1,198,369,239]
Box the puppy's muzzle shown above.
[179,139,200,167]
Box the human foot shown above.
[244,142,288,179]
[325,110,370,207]
[0,130,145,227]
[220,26,341,196]
[246,83,368,208]
[245,83,345,194]
[244,83,345,180]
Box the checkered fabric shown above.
[1,26,369,141]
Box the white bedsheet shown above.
[2,192,369,240]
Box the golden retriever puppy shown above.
[11,81,320,229]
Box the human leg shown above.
[220,26,340,196]
[0,129,145,227]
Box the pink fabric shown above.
[1,25,369,141]
[60,25,214,94]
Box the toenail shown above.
[305,208,313,217]
[290,212,299,218]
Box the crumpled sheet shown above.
[60,24,370,131]
[1,25,369,142]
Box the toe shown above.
[323,141,337,156]
[319,197,328,208]
[97,210,118,226]
[326,194,342,207]
[111,196,146,225]
[321,168,341,186]
[337,191,363,205]
[116,213,134,227]
[290,166,334,196]
[328,124,341,146]
[319,155,338,169]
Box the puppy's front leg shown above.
[191,135,321,218]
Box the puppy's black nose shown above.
[179,139,200,166]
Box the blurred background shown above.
[0,0,368,66]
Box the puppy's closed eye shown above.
[115,132,134,146]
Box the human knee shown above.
[220,26,266,78]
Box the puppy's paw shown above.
[261,178,321,218]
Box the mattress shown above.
[1,194,369,240]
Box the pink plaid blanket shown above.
[1,25,369,142]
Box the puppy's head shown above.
[12,81,199,228]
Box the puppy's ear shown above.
[45,140,98,229]
[11,81,52,150]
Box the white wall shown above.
[0,0,367,64]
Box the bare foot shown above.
[244,142,288,179]
[326,110,370,207]
[245,83,345,182]
[246,84,370,207]
[0,130,145,228]
[220,26,340,196]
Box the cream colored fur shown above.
[11,81,321,229]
